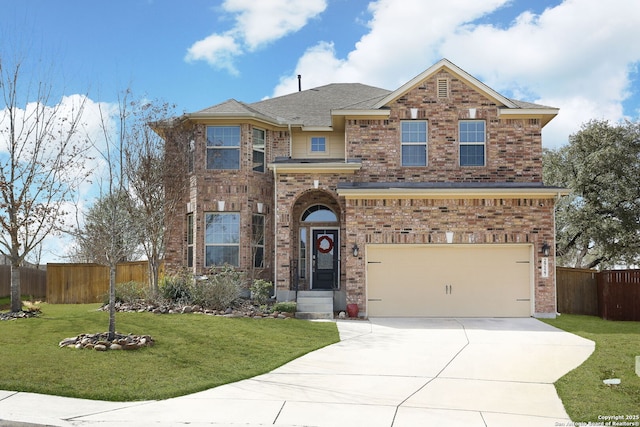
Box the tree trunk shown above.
[108,263,117,341]
[10,263,21,313]
[149,258,160,297]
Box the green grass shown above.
[0,303,339,401]
[541,315,640,422]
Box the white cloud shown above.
[272,0,640,148]
[185,33,241,75]
[185,0,327,71]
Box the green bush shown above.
[250,279,273,305]
[192,265,245,310]
[159,270,194,304]
[273,301,296,313]
[115,281,148,303]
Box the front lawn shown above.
[0,303,339,401]
[541,315,640,423]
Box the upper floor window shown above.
[205,212,240,267]
[459,120,486,166]
[401,121,427,167]
[252,128,265,172]
[207,126,240,170]
[311,136,326,153]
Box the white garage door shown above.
[366,244,532,317]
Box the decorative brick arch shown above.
[289,189,344,291]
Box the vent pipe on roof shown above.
[298,74,302,92]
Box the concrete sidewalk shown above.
[0,318,594,427]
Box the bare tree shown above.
[0,47,90,312]
[74,89,135,340]
[125,99,185,296]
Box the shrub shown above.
[192,265,245,310]
[273,301,296,313]
[115,281,148,304]
[159,270,194,304]
[250,279,273,305]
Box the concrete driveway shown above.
[0,317,594,427]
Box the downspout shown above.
[272,164,278,299]
[553,191,561,316]
[344,123,347,163]
[288,124,292,158]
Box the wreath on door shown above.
[316,235,334,253]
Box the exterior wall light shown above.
[257,202,264,213]
[217,200,225,211]
[352,243,360,257]
[445,231,454,244]
[541,242,550,257]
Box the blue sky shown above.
[2,0,640,146]
[2,0,640,262]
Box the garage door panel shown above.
[367,245,531,317]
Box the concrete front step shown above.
[295,290,334,320]
[295,312,335,320]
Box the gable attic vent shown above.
[437,78,449,98]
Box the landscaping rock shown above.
[59,332,155,351]
[0,309,41,321]
[100,300,298,319]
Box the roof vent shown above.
[437,78,449,98]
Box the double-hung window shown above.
[252,128,265,172]
[207,126,240,170]
[401,121,427,166]
[205,213,240,267]
[459,120,486,166]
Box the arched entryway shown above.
[291,191,342,291]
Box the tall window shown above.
[252,128,265,172]
[205,213,240,267]
[252,214,265,268]
[401,121,427,166]
[311,136,326,153]
[207,126,240,170]
[459,120,486,166]
[187,214,194,268]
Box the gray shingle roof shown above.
[191,64,556,127]
[249,83,391,127]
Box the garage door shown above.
[366,244,532,317]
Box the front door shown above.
[312,229,339,289]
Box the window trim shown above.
[206,125,241,170]
[204,212,240,267]
[459,120,486,167]
[400,120,428,167]
[307,136,329,157]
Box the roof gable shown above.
[373,58,517,109]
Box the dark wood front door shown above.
[312,229,338,289]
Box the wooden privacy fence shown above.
[47,261,161,304]
[598,270,640,321]
[557,267,640,321]
[556,267,598,316]
[0,265,47,298]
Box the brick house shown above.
[161,59,565,318]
